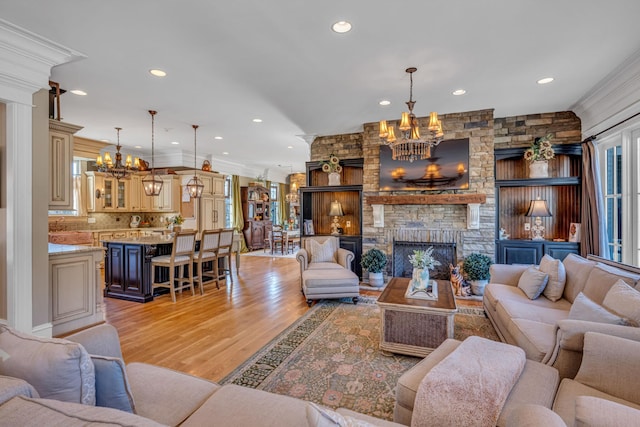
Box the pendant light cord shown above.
[149,110,157,177]
[193,124,198,175]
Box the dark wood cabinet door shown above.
[124,244,144,295]
[105,243,125,293]
[497,240,542,264]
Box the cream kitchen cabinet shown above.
[176,170,225,197]
[85,172,129,212]
[151,175,181,212]
[49,120,83,210]
[200,196,226,230]
[128,174,151,212]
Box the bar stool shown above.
[194,229,221,293]
[150,231,197,302]
[217,229,234,284]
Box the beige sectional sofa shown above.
[484,253,640,380]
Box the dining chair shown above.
[150,231,197,302]
[194,229,221,293]
[271,225,284,254]
[217,228,235,284]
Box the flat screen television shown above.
[379,138,470,191]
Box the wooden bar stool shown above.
[151,231,197,302]
[217,229,234,284]
[194,229,221,293]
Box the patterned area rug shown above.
[221,297,498,420]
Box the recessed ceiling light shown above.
[537,77,554,85]
[287,145,293,149]
[222,151,229,155]
[332,21,352,33]
[452,89,466,96]
[171,141,180,145]
[379,100,391,106]
[214,136,223,140]
[70,89,87,96]
[252,118,263,123]
[135,145,142,149]
[149,69,167,77]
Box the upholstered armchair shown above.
[296,236,354,277]
[295,236,360,305]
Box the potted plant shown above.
[170,215,184,232]
[408,247,441,291]
[361,248,387,287]
[462,253,493,295]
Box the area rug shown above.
[221,297,499,420]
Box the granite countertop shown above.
[48,243,105,255]
[100,235,175,245]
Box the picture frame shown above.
[569,223,581,242]
[304,219,315,235]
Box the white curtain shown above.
[73,176,86,216]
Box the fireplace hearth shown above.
[393,241,457,280]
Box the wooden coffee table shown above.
[377,277,458,357]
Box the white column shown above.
[5,102,33,332]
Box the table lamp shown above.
[525,198,552,240]
[329,200,344,235]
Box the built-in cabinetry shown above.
[49,120,83,210]
[241,185,272,250]
[85,172,180,213]
[176,171,226,231]
[300,158,363,277]
[495,143,582,264]
[49,245,105,335]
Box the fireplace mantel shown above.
[366,193,486,205]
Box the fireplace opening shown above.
[393,241,457,280]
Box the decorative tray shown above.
[404,279,438,301]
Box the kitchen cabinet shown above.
[49,120,83,210]
[152,175,181,212]
[49,245,104,335]
[85,172,129,212]
[201,196,226,230]
[129,174,151,212]
[495,144,582,264]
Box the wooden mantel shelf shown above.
[366,193,486,205]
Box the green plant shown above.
[408,247,441,270]
[462,253,493,281]
[321,153,343,174]
[361,248,387,273]
[524,133,555,163]
[171,215,184,225]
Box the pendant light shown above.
[186,124,204,198]
[142,110,164,196]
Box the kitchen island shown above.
[102,234,241,302]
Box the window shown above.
[270,184,279,223]
[225,175,232,228]
[597,119,640,266]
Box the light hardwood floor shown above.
[103,255,480,383]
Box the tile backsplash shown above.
[49,212,181,231]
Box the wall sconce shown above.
[526,198,552,240]
[95,188,104,199]
[329,200,344,235]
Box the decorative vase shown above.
[369,271,384,288]
[411,268,430,291]
[529,160,549,178]
[328,172,341,186]
[470,279,488,296]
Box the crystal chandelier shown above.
[142,110,164,196]
[186,124,204,198]
[379,67,444,162]
[96,127,139,180]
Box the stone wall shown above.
[309,109,581,270]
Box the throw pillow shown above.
[602,279,640,326]
[308,239,337,263]
[539,254,567,302]
[0,375,39,405]
[91,355,136,413]
[305,402,378,427]
[517,266,549,300]
[568,292,629,325]
[0,325,95,405]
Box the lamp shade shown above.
[328,200,344,217]
[525,199,552,217]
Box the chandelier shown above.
[96,127,139,180]
[285,182,299,204]
[379,67,444,162]
[186,124,204,198]
[142,110,164,196]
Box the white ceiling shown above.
[3,1,640,181]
